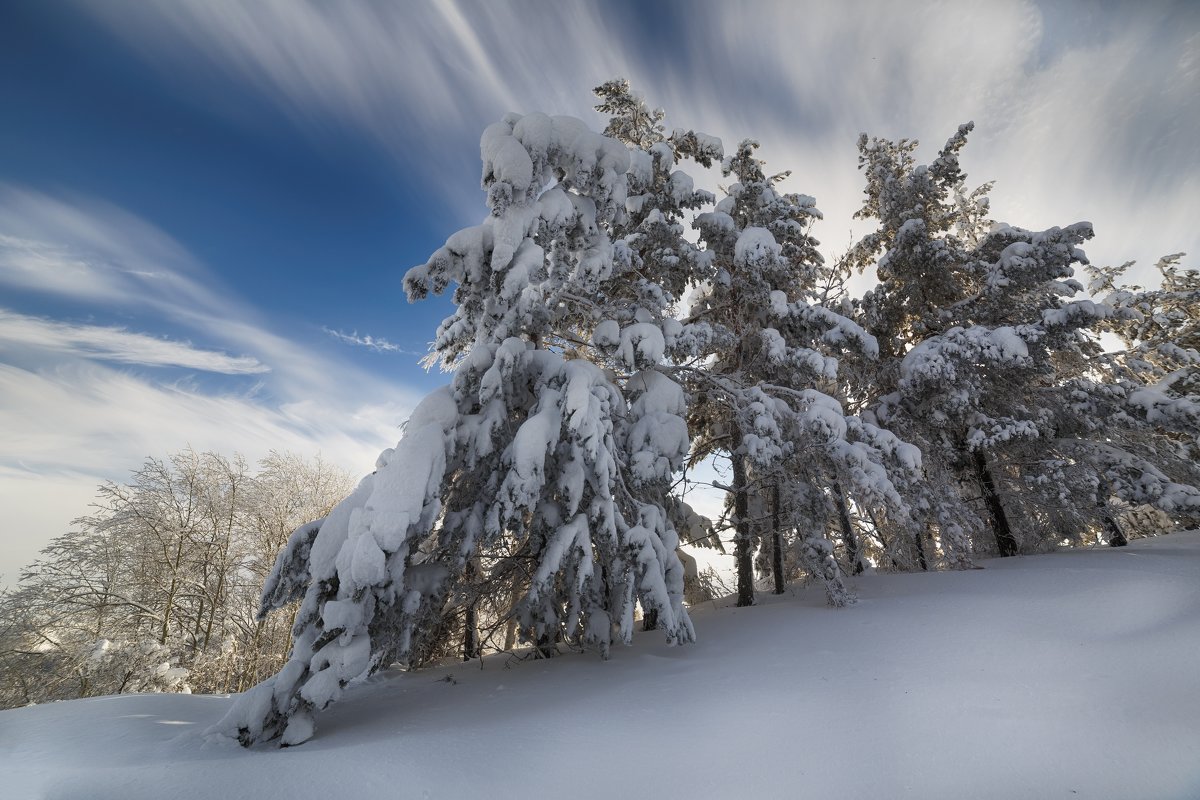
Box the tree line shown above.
[0,450,353,708]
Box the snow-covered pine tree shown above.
[1088,254,1200,451]
[1078,254,1200,535]
[593,78,667,152]
[211,112,697,746]
[681,139,916,606]
[851,123,1200,557]
[591,78,722,323]
[593,81,921,599]
[587,79,725,628]
[847,125,994,564]
[803,243,932,574]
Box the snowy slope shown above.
[3,532,1199,800]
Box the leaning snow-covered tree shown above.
[211,112,700,746]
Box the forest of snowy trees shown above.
[5,81,1197,745]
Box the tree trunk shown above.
[503,618,518,652]
[864,507,900,570]
[913,528,929,571]
[770,481,785,594]
[1097,475,1127,547]
[159,536,186,645]
[972,449,1019,557]
[641,608,659,632]
[463,604,479,660]
[244,618,266,692]
[503,581,522,651]
[536,631,556,659]
[203,573,223,651]
[833,481,864,575]
[1102,515,1128,547]
[462,561,480,659]
[190,598,206,654]
[731,448,754,607]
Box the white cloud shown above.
[0,468,101,585]
[0,361,401,479]
[0,186,253,336]
[322,327,422,356]
[0,187,218,307]
[0,309,269,374]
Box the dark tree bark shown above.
[770,481,785,594]
[641,609,659,632]
[972,449,1019,557]
[1103,516,1128,547]
[1096,475,1128,547]
[461,560,480,660]
[462,604,479,661]
[833,480,864,575]
[535,632,556,659]
[913,529,929,571]
[731,447,755,607]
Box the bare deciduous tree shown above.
[0,449,353,708]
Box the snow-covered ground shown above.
[3,531,1199,800]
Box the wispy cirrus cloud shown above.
[0,361,403,480]
[0,356,412,584]
[77,0,628,219]
[0,310,269,374]
[76,0,1198,276]
[0,185,245,323]
[322,327,422,356]
[0,185,421,442]
[0,185,417,404]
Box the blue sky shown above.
[1,0,1197,583]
